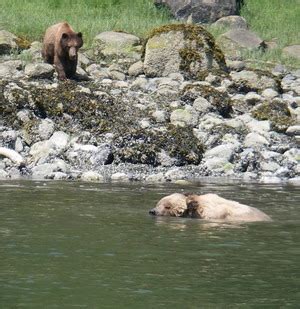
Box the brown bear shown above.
[42,22,83,80]
[149,193,272,222]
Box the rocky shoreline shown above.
[0,24,299,184]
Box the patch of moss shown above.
[113,125,204,166]
[15,37,31,50]
[181,84,232,117]
[251,101,294,133]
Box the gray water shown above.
[0,180,299,308]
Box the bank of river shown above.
[1,180,299,307]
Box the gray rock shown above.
[152,110,168,123]
[130,77,148,91]
[213,15,248,29]
[260,161,280,172]
[108,70,126,81]
[31,160,68,179]
[203,157,234,173]
[243,92,262,105]
[246,119,271,135]
[0,60,24,79]
[164,167,186,181]
[143,24,227,78]
[93,31,141,61]
[145,172,165,183]
[244,132,269,149]
[170,107,198,127]
[0,30,18,54]
[286,125,300,136]
[157,150,176,167]
[230,70,279,92]
[49,172,69,180]
[204,143,236,161]
[25,63,54,79]
[29,140,54,163]
[21,41,43,61]
[111,172,130,182]
[282,45,300,60]
[38,118,55,140]
[128,61,144,76]
[261,88,278,99]
[154,0,238,23]
[0,169,9,179]
[49,131,70,151]
[217,29,266,59]
[81,171,104,182]
[15,137,23,152]
[193,96,211,114]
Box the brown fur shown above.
[149,193,272,222]
[42,22,83,80]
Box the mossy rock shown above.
[143,24,227,79]
[251,100,294,133]
[229,68,282,94]
[181,84,232,117]
[113,126,203,166]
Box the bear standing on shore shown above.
[42,22,83,80]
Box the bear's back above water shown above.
[42,22,83,80]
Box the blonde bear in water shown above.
[149,193,271,222]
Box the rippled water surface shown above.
[0,180,299,308]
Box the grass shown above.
[209,0,300,68]
[0,0,174,47]
[0,0,299,68]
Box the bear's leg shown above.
[42,44,55,64]
[54,55,66,80]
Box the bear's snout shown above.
[68,47,77,60]
[149,209,157,216]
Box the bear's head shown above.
[61,32,83,60]
[149,193,188,217]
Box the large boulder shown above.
[216,29,266,59]
[92,31,141,62]
[0,30,18,54]
[143,24,227,79]
[154,0,238,23]
[0,30,30,55]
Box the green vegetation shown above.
[209,0,300,68]
[0,0,173,47]
[0,0,299,67]
[240,0,300,68]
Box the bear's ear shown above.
[77,32,82,38]
[61,33,69,40]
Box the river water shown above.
[0,180,299,308]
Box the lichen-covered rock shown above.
[0,30,19,54]
[0,60,24,79]
[229,69,282,94]
[24,63,55,79]
[213,15,248,29]
[216,29,266,59]
[92,31,141,62]
[143,24,227,79]
[181,83,232,117]
[251,100,295,133]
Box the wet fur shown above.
[150,193,271,222]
